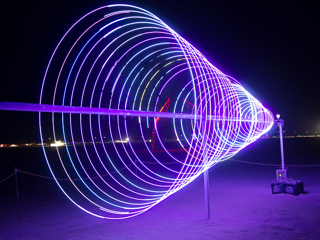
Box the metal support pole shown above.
[278,120,285,170]
[14,167,21,220]
[204,169,210,219]
[202,117,210,219]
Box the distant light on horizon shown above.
[50,140,65,147]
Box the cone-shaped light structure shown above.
[37,4,274,219]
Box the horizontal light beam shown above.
[0,101,260,122]
[0,101,194,119]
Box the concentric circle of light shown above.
[39,4,274,219]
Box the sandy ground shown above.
[1,158,319,240]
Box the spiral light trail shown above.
[4,4,274,219]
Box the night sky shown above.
[1,0,319,143]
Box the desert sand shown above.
[1,138,319,239]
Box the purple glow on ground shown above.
[1,137,319,238]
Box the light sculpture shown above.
[1,4,274,219]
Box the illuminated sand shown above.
[1,138,320,239]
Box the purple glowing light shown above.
[36,4,274,219]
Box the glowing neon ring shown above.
[39,4,273,219]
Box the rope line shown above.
[17,163,133,181]
[0,172,16,184]
[1,160,320,185]
[229,159,320,167]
